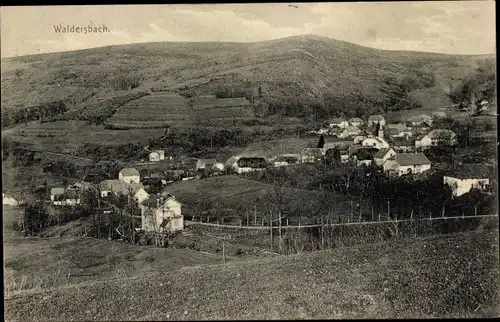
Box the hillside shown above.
[4,230,498,320]
[2,35,495,121]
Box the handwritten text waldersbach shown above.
[53,24,110,34]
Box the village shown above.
[4,98,494,243]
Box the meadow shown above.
[5,229,498,320]
[165,175,365,224]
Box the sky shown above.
[0,2,496,58]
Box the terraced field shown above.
[106,92,253,128]
[3,121,161,153]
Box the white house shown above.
[227,156,268,173]
[444,177,490,197]
[361,135,390,150]
[300,148,324,163]
[407,115,433,127]
[140,194,183,233]
[367,114,386,127]
[119,168,141,184]
[50,187,81,206]
[337,126,361,139]
[195,159,224,171]
[3,193,19,206]
[382,153,431,176]
[373,148,396,166]
[443,164,493,197]
[273,154,300,167]
[415,129,457,149]
[348,117,364,127]
[99,180,149,204]
[329,117,349,128]
[149,150,165,162]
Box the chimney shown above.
[156,198,160,207]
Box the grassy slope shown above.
[2,35,492,111]
[2,206,221,297]
[166,175,368,223]
[5,230,498,320]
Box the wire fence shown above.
[186,214,499,255]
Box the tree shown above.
[317,135,325,148]
[23,201,49,236]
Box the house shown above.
[329,117,349,128]
[300,148,324,163]
[415,129,457,149]
[407,114,433,127]
[382,153,431,176]
[228,156,269,174]
[348,146,379,166]
[149,150,165,162]
[374,148,396,166]
[195,159,224,171]
[353,131,371,145]
[386,123,413,138]
[367,114,386,127]
[392,137,416,153]
[99,180,149,204]
[328,127,343,137]
[3,193,19,206]
[361,135,390,150]
[119,168,141,184]
[51,187,81,206]
[443,164,493,197]
[337,126,361,139]
[479,100,489,110]
[348,117,364,127]
[140,194,183,233]
[273,154,300,167]
[50,187,65,202]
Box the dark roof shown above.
[141,194,181,208]
[301,148,324,157]
[443,164,495,179]
[387,128,400,135]
[350,147,379,160]
[392,153,431,166]
[237,157,268,168]
[119,168,140,176]
[374,148,394,159]
[392,137,416,146]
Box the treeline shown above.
[1,101,68,127]
[450,58,496,104]
[249,163,496,219]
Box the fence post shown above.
[371,206,374,222]
[222,237,226,265]
[207,216,210,223]
[378,213,381,222]
[240,219,242,227]
[410,210,413,221]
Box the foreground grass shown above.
[5,230,499,320]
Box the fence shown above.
[185,214,499,255]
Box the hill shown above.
[2,35,495,123]
[4,230,498,320]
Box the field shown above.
[2,206,221,297]
[165,175,362,224]
[105,92,253,129]
[2,121,162,154]
[5,229,498,320]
